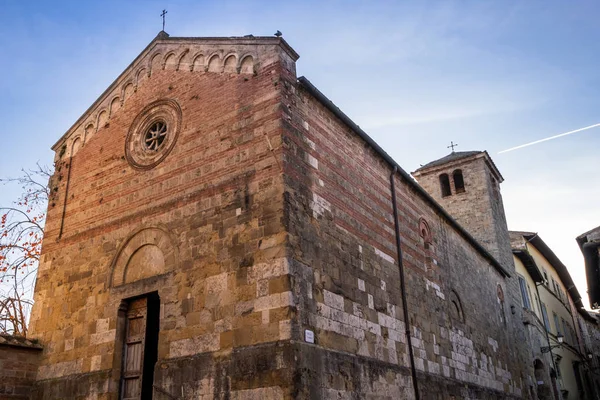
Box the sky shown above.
[1,1,599,307]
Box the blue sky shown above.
[1,1,599,306]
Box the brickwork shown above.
[412,153,513,271]
[279,77,531,398]
[29,34,536,399]
[0,336,42,400]
[412,152,533,396]
[29,36,298,399]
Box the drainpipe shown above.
[58,156,73,239]
[535,282,560,400]
[390,166,420,400]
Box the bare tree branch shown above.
[0,164,52,336]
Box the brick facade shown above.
[30,35,297,399]
[28,34,536,399]
[0,336,42,400]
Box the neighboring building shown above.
[511,231,594,400]
[575,310,600,398]
[576,226,600,310]
[512,246,556,400]
[23,33,536,399]
[0,334,42,399]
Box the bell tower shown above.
[412,150,514,272]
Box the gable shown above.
[51,34,299,160]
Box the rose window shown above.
[144,121,167,151]
[125,99,182,170]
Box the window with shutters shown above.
[553,312,561,336]
[120,293,160,400]
[541,303,550,332]
[561,319,570,344]
[518,276,531,310]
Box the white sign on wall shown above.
[305,329,315,344]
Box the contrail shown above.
[498,122,600,154]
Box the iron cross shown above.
[447,141,458,152]
[161,9,168,31]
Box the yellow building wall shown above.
[527,244,583,398]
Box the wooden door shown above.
[121,298,147,400]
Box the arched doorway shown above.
[534,359,553,400]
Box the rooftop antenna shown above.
[161,9,168,32]
[447,141,458,153]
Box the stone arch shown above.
[207,53,221,72]
[150,52,163,75]
[497,283,507,325]
[176,49,190,71]
[239,54,255,74]
[534,359,553,398]
[96,109,108,130]
[84,122,95,134]
[83,123,94,144]
[418,217,433,247]
[497,284,505,302]
[122,81,135,101]
[223,53,238,73]
[163,51,177,70]
[109,96,121,117]
[136,67,148,87]
[439,173,451,197]
[110,226,178,288]
[71,136,82,157]
[449,290,464,323]
[453,169,465,193]
[191,53,205,72]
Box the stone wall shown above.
[279,78,532,398]
[0,335,42,400]
[29,38,299,399]
[412,153,533,396]
[29,34,538,399]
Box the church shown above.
[2,32,574,399]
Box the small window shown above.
[553,312,561,335]
[418,217,433,247]
[449,290,464,323]
[439,174,451,197]
[518,276,531,310]
[490,174,500,198]
[561,319,569,343]
[453,169,465,193]
[497,284,507,326]
[541,303,550,332]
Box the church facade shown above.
[24,33,543,399]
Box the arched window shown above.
[453,169,465,193]
[449,290,464,323]
[497,284,507,326]
[418,217,433,248]
[439,174,451,197]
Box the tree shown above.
[0,163,52,336]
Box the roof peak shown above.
[156,30,170,40]
[51,33,299,153]
[413,150,483,173]
[412,149,504,182]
